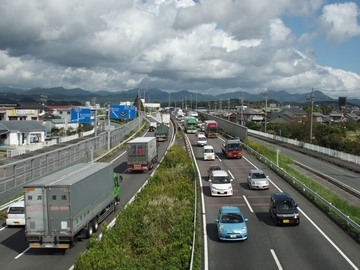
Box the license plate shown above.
[283,219,289,223]
[230,234,237,238]
[14,222,19,225]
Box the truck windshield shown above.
[228,143,241,150]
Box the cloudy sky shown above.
[0,0,360,99]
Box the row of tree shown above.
[247,119,360,155]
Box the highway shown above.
[186,132,360,270]
[0,118,172,270]
[1,115,360,270]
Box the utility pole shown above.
[196,90,198,110]
[228,99,230,121]
[262,90,268,133]
[307,88,315,143]
[241,95,244,126]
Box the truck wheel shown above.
[86,221,93,238]
[93,219,99,233]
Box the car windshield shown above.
[276,201,296,211]
[212,177,230,184]
[252,173,266,179]
[198,137,206,141]
[211,166,221,171]
[205,149,213,153]
[221,213,243,223]
[8,207,24,214]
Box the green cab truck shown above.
[154,124,169,142]
[24,162,121,250]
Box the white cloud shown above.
[0,0,359,99]
[319,2,360,44]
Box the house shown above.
[43,119,78,134]
[0,102,46,121]
[268,108,308,124]
[0,120,46,146]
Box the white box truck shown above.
[126,137,158,172]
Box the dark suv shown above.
[269,192,300,226]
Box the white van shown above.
[209,170,233,196]
[203,145,215,161]
[6,201,25,227]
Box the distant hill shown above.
[0,86,359,107]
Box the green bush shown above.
[74,145,198,270]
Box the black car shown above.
[269,192,300,226]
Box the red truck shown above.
[204,120,218,138]
[221,139,243,158]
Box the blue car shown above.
[215,206,248,241]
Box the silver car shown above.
[247,169,269,189]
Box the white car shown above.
[6,201,25,227]
[203,145,215,161]
[197,134,207,146]
[209,170,233,196]
[247,169,269,189]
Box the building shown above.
[0,120,46,146]
[0,102,46,121]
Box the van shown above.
[6,201,25,227]
[209,170,233,196]
[203,145,215,161]
[269,192,300,226]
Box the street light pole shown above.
[103,102,112,150]
[307,88,315,143]
[168,92,171,108]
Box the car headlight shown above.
[294,213,299,218]
[240,226,247,233]
[219,225,225,232]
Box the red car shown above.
[207,165,222,179]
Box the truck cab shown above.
[221,139,242,159]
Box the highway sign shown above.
[70,108,91,123]
[110,105,137,119]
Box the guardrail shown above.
[243,143,360,238]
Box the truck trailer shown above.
[126,137,158,172]
[24,162,120,250]
[155,124,169,142]
[162,113,171,126]
[204,120,219,138]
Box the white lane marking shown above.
[227,170,234,180]
[15,247,30,259]
[244,153,358,270]
[242,195,253,213]
[270,249,283,270]
[0,226,7,231]
[297,207,359,270]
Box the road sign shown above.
[89,145,94,151]
[70,108,91,123]
[110,105,137,119]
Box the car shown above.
[197,134,207,146]
[209,170,233,196]
[215,206,248,241]
[6,201,25,227]
[146,113,151,117]
[269,192,300,226]
[247,169,269,189]
[203,145,215,161]
[207,164,222,179]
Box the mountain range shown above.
[0,86,359,107]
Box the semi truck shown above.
[204,120,219,138]
[126,137,158,172]
[185,117,197,134]
[155,124,169,142]
[24,162,120,250]
[221,139,243,158]
[162,113,171,126]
